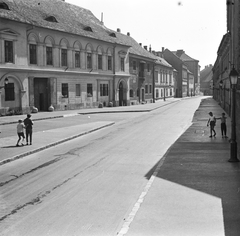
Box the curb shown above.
[0,122,115,166]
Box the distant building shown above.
[200,65,213,95]
[172,50,200,96]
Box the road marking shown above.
[117,152,168,236]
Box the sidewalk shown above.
[0,98,180,165]
[0,97,180,126]
[118,98,240,236]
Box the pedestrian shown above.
[207,111,216,138]
[24,114,34,145]
[16,119,25,146]
[217,112,228,138]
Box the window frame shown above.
[75,51,80,68]
[76,84,81,97]
[62,83,69,98]
[98,54,103,70]
[29,43,37,65]
[87,83,93,97]
[4,40,14,63]
[46,46,53,65]
[120,58,125,71]
[61,48,67,67]
[108,56,112,70]
[5,82,15,101]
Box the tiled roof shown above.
[115,32,156,60]
[172,51,198,62]
[0,0,129,46]
[200,65,213,82]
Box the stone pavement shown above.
[117,98,240,236]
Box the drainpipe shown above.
[152,63,156,103]
[113,44,116,106]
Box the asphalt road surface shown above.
[0,97,202,236]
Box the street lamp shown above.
[0,77,9,89]
[228,66,239,162]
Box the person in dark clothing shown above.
[24,114,34,145]
[217,112,228,138]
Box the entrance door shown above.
[119,81,124,106]
[34,78,48,111]
[141,88,145,102]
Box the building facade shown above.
[0,0,132,115]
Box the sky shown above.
[66,0,226,70]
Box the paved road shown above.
[0,98,201,236]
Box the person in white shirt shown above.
[207,111,216,138]
[16,119,25,146]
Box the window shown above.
[45,16,58,23]
[87,53,92,69]
[46,47,53,65]
[133,61,136,70]
[147,63,150,72]
[149,84,152,93]
[100,84,108,96]
[5,83,15,101]
[62,83,68,98]
[130,89,134,97]
[87,83,93,97]
[108,56,112,70]
[29,44,37,64]
[120,58,124,71]
[0,2,10,10]
[76,84,81,96]
[61,49,67,67]
[156,89,159,98]
[145,85,148,94]
[75,51,80,68]
[84,26,93,32]
[5,40,13,63]
[98,54,102,70]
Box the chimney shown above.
[176,49,185,57]
[117,28,121,32]
[162,47,165,52]
[144,45,148,50]
[149,45,152,52]
[139,43,142,46]
[127,32,130,36]
[101,12,104,25]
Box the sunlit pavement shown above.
[117,98,240,236]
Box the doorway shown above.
[34,78,49,111]
[119,81,124,106]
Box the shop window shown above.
[87,83,93,97]
[29,44,37,64]
[5,83,15,101]
[62,83,68,98]
[130,89,134,97]
[100,84,108,96]
[76,84,81,96]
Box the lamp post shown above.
[228,66,239,162]
[0,77,9,89]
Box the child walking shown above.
[217,112,228,138]
[207,111,216,138]
[16,119,25,146]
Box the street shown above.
[0,97,202,236]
